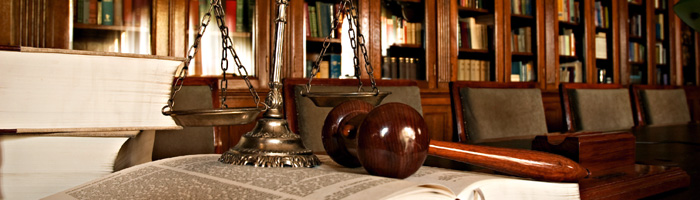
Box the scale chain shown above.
[163,5,213,114]
[305,0,378,94]
[305,0,348,93]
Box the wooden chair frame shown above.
[629,84,682,126]
[282,78,418,134]
[449,81,539,143]
[559,83,626,133]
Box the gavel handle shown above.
[429,140,589,182]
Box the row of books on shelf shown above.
[75,0,146,26]
[457,59,490,81]
[594,1,610,29]
[304,2,341,39]
[511,27,532,53]
[630,14,644,38]
[458,17,488,50]
[655,43,667,65]
[511,61,536,82]
[629,42,646,63]
[459,0,484,9]
[559,29,577,56]
[628,0,642,4]
[381,14,423,46]
[511,0,534,16]
[198,0,255,33]
[560,61,583,83]
[654,0,667,9]
[595,32,608,59]
[558,0,580,23]
[305,54,342,79]
[656,13,665,40]
[656,69,670,85]
[381,57,423,80]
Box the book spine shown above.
[123,0,132,25]
[309,6,318,38]
[315,2,325,38]
[89,0,97,24]
[77,0,85,24]
[226,0,237,32]
[114,0,123,26]
[236,0,244,32]
[329,54,341,78]
[102,0,114,25]
[247,0,254,33]
[304,2,310,37]
[97,0,103,25]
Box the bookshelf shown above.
[592,0,619,84]
[625,0,649,84]
[302,0,349,79]
[651,0,671,85]
[551,0,591,85]
[378,0,429,84]
[72,0,153,55]
[505,0,544,84]
[453,0,498,83]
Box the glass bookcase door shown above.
[72,0,152,54]
[379,0,427,81]
[594,0,614,84]
[191,0,256,76]
[628,0,647,84]
[557,0,587,83]
[302,0,354,79]
[454,0,495,82]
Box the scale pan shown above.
[303,91,391,107]
[165,108,262,126]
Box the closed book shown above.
[309,6,319,37]
[102,0,114,25]
[89,0,98,24]
[511,61,522,82]
[306,60,314,78]
[97,1,103,25]
[329,54,341,78]
[226,0,237,32]
[319,60,330,78]
[123,0,132,25]
[316,2,328,38]
[236,0,244,32]
[114,0,123,26]
[247,0,255,32]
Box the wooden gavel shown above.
[322,100,589,182]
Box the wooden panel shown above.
[542,90,565,133]
[0,0,69,48]
[619,1,630,85]
[437,0,452,83]
[544,0,558,90]
[422,104,452,142]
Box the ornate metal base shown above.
[218,118,320,167]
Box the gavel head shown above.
[322,100,430,178]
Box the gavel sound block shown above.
[322,100,588,182]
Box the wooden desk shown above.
[423,124,700,199]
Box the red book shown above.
[89,0,98,24]
[225,0,236,32]
[123,0,132,25]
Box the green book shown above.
[102,0,114,25]
[309,6,318,37]
[247,0,255,32]
[236,0,244,32]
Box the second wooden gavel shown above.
[322,100,589,182]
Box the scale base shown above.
[218,118,320,167]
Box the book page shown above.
[317,155,579,200]
[43,155,454,200]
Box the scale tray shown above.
[303,91,391,107]
[165,108,262,126]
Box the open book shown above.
[44,154,580,200]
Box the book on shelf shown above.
[594,1,610,29]
[458,17,488,50]
[44,154,580,200]
[114,0,123,25]
[102,0,114,25]
[560,61,583,83]
[381,10,423,46]
[304,2,310,37]
[75,0,152,27]
[382,56,422,80]
[629,42,646,63]
[459,0,484,9]
[318,60,330,78]
[630,14,643,38]
[595,32,607,59]
[559,28,576,56]
[512,0,533,16]
[656,13,665,40]
[558,0,579,23]
[511,27,532,53]
[329,54,342,78]
[511,61,535,82]
[225,0,237,32]
[308,5,319,37]
[654,0,667,9]
[458,59,490,81]
[655,43,667,65]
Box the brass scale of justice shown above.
[162,0,588,182]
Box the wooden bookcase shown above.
[452,0,501,83]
